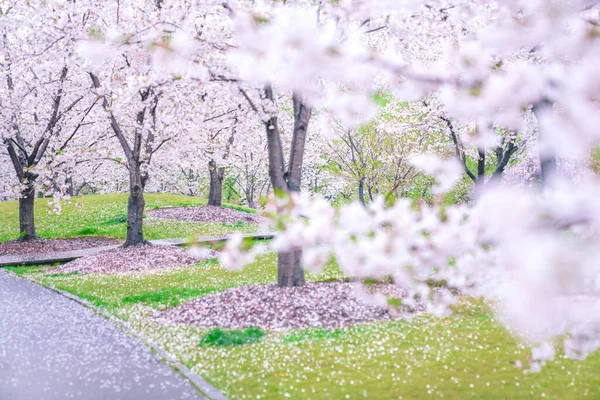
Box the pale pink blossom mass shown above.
[2,0,600,372]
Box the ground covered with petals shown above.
[53,245,211,275]
[8,253,600,400]
[147,205,267,226]
[0,237,118,256]
[157,282,410,330]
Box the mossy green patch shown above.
[3,265,48,275]
[200,328,266,347]
[121,287,216,308]
[76,227,99,235]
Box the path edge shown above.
[14,272,229,400]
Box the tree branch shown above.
[439,116,477,182]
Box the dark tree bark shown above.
[367,185,375,202]
[441,115,522,194]
[18,183,37,240]
[358,178,366,206]
[73,182,89,197]
[246,195,256,209]
[256,86,312,287]
[533,98,557,188]
[277,250,305,287]
[491,139,518,183]
[123,165,147,247]
[208,160,225,207]
[65,176,74,197]
[90,73,163,247]
[473,147,486,195]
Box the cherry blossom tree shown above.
[199,91,252,207]
[1,1,96,239]
[326,99,451,205]
[77,0,241,245]
[419,98,533,196]
[229,125,270,209]
[3,0,600,369]
[218,0,600,364]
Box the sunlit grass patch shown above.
[123,303,600,400]
[6,248,600,400]
[282,328,349,343]
[0,193,259,242]
[19,253,343,312]
[4,265,49,275]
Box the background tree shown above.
[229,126,271,209]
[327,99,451,205]
[1,3,95,239]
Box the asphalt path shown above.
[0,269,204,400]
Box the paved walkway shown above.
[0,232,275,267]
[0,270,205,400]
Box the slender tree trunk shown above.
[208,160,225,207]
[66,176,74,197]
[358,178,366,206]
[274,94,312,287]
[74,182,88,197]
[123,167,147,247]
[261,88,312,287]
[540,157,557,185]
[473,147,487,197]
[246,187,256,209]
[277,250,304,287]
[367,186,374,202]
[19,183,37,240]
[533,99,557,188]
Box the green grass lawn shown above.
[8,254,600,400]
[0,193,258,242]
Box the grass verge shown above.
[0,193,259,242]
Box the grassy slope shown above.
[8,254,342,310]
[10,255,600,400]
[0,193,257,242]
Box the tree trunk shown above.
[533,99,557,189]
[208,160,225,207]
[367,186,374,202]
[261,88,312,288]
[358,178,366,206]
[66,176,74,197]
[489,169,504,185]
[123,167,147,247]
[246,189,256,209]
[19,184,37,240]
[277,250,305,287]
[473,147,487,197]
[540,157,557,185]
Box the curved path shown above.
[0,270,204,400]
[0,233,275,267]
